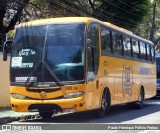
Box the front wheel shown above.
[39,112,53,119]
[97,89,110,117]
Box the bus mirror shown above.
[3,40,13,61]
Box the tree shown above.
[90,0,151,30]
[0,0,31,50]
[0,0,152,51]
[149,0,160,47]
[34,0,150,30]
[133,10,152,39]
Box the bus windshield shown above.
[11,24,85,86]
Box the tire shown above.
[97,89,110,117]
[136,89,144,109]
[39,112,53,119]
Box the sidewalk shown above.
[0,107,38,125]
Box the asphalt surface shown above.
[7,98,160,124]
[2,97,160,133]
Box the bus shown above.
[156,53,160,96]
[3,17,156,118]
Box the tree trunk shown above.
[0,32,6,51]
[150,2,156,43]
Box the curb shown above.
[0,117,20,125]
[0,115,39,125]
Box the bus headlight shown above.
[11,93,26,99]
[64,92,84,99]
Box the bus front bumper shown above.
[11,97,86,113]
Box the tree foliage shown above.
[0,0,30,50]
[28,0,151,30]
[90,0,151,30]
[0,0,154,50]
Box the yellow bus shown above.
[3,17,156,118]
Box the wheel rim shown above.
[140,90,144,104]
[101,91,107,111]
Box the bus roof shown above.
[16,17,153,45]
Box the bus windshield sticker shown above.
[19,49,36,56]
[21,63,33,68]
[15,77,37,82]
[11,57,22,67]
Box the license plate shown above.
[63,108,76,113]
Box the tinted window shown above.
[88,23,100,76]
[140,42,146,60]
[112,32,123,55]
[123,36,131,57]
[100,26,111,55]
[11,24,85,84]
[156,57,160,78]
[132,39,140,59]
[146,44,151,61]
[151,45,155,62]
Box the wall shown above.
[0,53,10,107]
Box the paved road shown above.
[9,98,160,124]
[3,98,160,132]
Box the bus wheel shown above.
[136,89,144,109]
[39,112,53,119]
[97,89,110,117]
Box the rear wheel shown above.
[136,89,144,109]
[97,89,110,117]
[39,112,53,119]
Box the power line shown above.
[104,0,141,17]
[117,0,142,12]
[18,0,137,28]
[97,7,137,25]
[51,0,136,28]
[51,0,89,17]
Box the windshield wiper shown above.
[25,60,64,87]
[42,61,64,86]
[25,59,41,87]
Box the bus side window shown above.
[87,23,100,78]
[140,42,147,60]
[112,32,123,56]
[132,39,140,59]
[123,36,131,57]
[100,26,111,55]
[151,45,155,62]
[146,44,151,61]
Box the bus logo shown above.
[122,66,133,97]
[40,91,46,99]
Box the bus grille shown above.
[28,104,62,112]
[26,88,61,93]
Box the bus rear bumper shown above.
[11,97,86,113]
